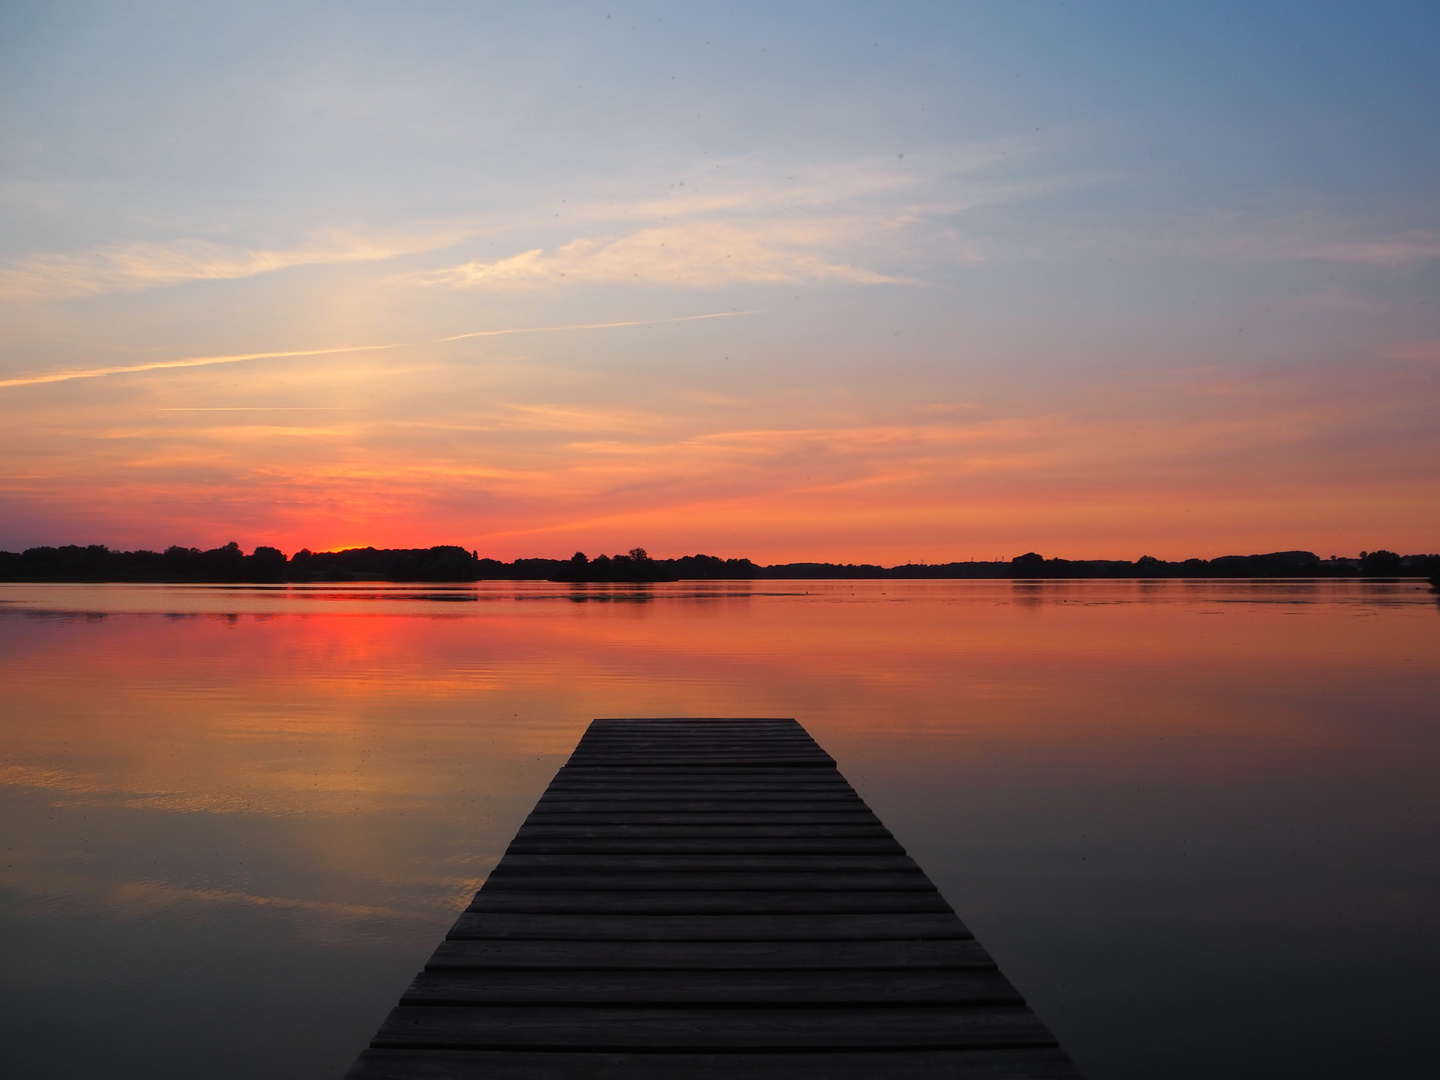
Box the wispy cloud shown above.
[0,227,465,300]
[436,309,759,341]
[1291,231,1440,266]
[414,220,906,288]
[0,146,1048,301]
[1388,340,1440,362]
[407,150,1033,290]
[1097,216,1440,268]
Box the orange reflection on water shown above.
[3,579,1436,821]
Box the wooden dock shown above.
[347,718,1081,1078]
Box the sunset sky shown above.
[2,2,1437,561]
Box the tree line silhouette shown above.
[0,543,1436,583]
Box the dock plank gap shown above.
[348,718,1082,1079]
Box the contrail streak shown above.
[0,310,762,390]
[0,344,395,389]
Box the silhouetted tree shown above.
[1009,552,1046,577]
[1359,549,1402,575]
[247,545,288,582]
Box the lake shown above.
[1,579,1437,1078]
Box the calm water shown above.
[1,579,1437,1078]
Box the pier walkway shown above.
[347,718,1080,1078]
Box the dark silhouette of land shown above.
[0,542,1436,583]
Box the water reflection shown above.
[0,580,1436,1079]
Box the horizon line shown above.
[1,542,1429,565]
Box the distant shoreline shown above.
[1,543,1435,584]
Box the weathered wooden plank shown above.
[564,758,837,768]
[536,796,862,806]
[576,731,817,741]
[534,804,871,816]
[514,824,893,839]
[575,733,807,743]
[560,758,842,768]
[583,722,808,730]
[567,756,834,765]
[570,744,826,755]
[567,743,829,748]
[549,786,852,794]
[482,871,935,891]
[575,742,830,748]
[573,744,824,750]
[571,748,834,755]
[574,742,823,752]
[541,789,852,794]
[553,772,849,780]
[550,770,849,779]
[544,783,857,795]
[550,771,850,782]
[531,803,872,814]
[466,890,954,915]
[582,740,815,749]
[546,779,854,788]
[370,1004,1056,1051]
[424,938,998,971]
[401,968,1023,1006]
[562,762,842,771]
[575,738,819,744]
[586,721,806,728]
[491,854,924,873]
[522,811,881,825]
[348,1048,1083,1080]
[504,838,909,855]
[585,721,805,729]
[548,774,855,784]
[568,755,839,763]
[446,912,973,941]
[573,743,823,748]
[537,796,866,809]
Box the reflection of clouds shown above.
[0,867,478,948]
[109,878,422,922]
[0,763,99,793]
[0,761,450,818]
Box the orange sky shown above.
[2,334,1435,561]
